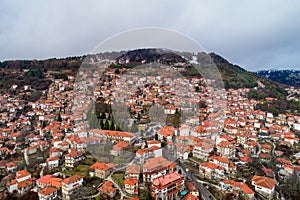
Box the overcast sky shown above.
[1,0,300,71]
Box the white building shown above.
[251,175,276,199]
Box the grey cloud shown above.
[1,0,300,70]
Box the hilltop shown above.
[112,49,288,100]
[0,49,289,101]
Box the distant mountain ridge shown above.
[257,69,300,87]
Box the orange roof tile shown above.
[18,178,36,189]
[124,178,138,186]
[126,165,140,174]
[39,186,58,196]
[62,174,84,185]
[209,155,229,164]
[143,157,175,172]
[16,170,31,179]
[100,180,117,194]
[46,157,60,162]
[152,172,183,186]
[252,175,276,190]
[158,126,176,137]
[112,141,129,151]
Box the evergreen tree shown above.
[99,120,104,129]
[41,121,46,129]
[57,113,62,122]
[137,113,141,121]
[109,121,115,130]
[100,112,106,119]
[114,122,121,131]
[103,120,109,130]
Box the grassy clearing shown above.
[139,189,152,200]
[65,164,90,177]
[112,173,125,186]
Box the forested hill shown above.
[208,53,288,100]
[257,70,300,87]
[0,49,290,101]
[114,49,288,100]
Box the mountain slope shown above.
[208,53,288,99]
[209,53,258,89]
[0,49,289,101]
[257,70,300,87]
[114,49,288,99]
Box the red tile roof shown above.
[18,178,36,189]
[126,165,141,174]
[100,180,117,194]
[37,174,55,184]
[112,141,129,151]
[252,175,276,190]
[152,172,183,186]
[39,186,58,196]
[124,178,138,186]
[240,183,255,195]
[16,170,31,179]
[62,174,84,185]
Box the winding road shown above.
[177,160,216,200]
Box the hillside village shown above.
[0,55,300,200]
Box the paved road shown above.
[196,179,221,190]
[271,142,276,155]
[74,192,101,200]
[177,160,216,200]
[40,164,46,177]
[96,163,134,199]
[256,142,261,157]
[23,150,29,165]
[107,175,129,199]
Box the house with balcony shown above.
[151,172,184,200]
[62,174,84,200]
[192,142,214,161]
[143,157,176,183]
[251,175,276,199]
[124,178,138,195]
[89,162,117,179]
[38,186,58,200]
[7,170,35,194]
[125,165,140,179]
[199,162,225,180]
[64,149,85,168]
[217,141,236,159]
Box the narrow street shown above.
[96,163,133,199]
[40,164,45,177]
[256,142,262,157]
[107,175,129,199]
[178,160,216,200]
[23,150,29,166]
